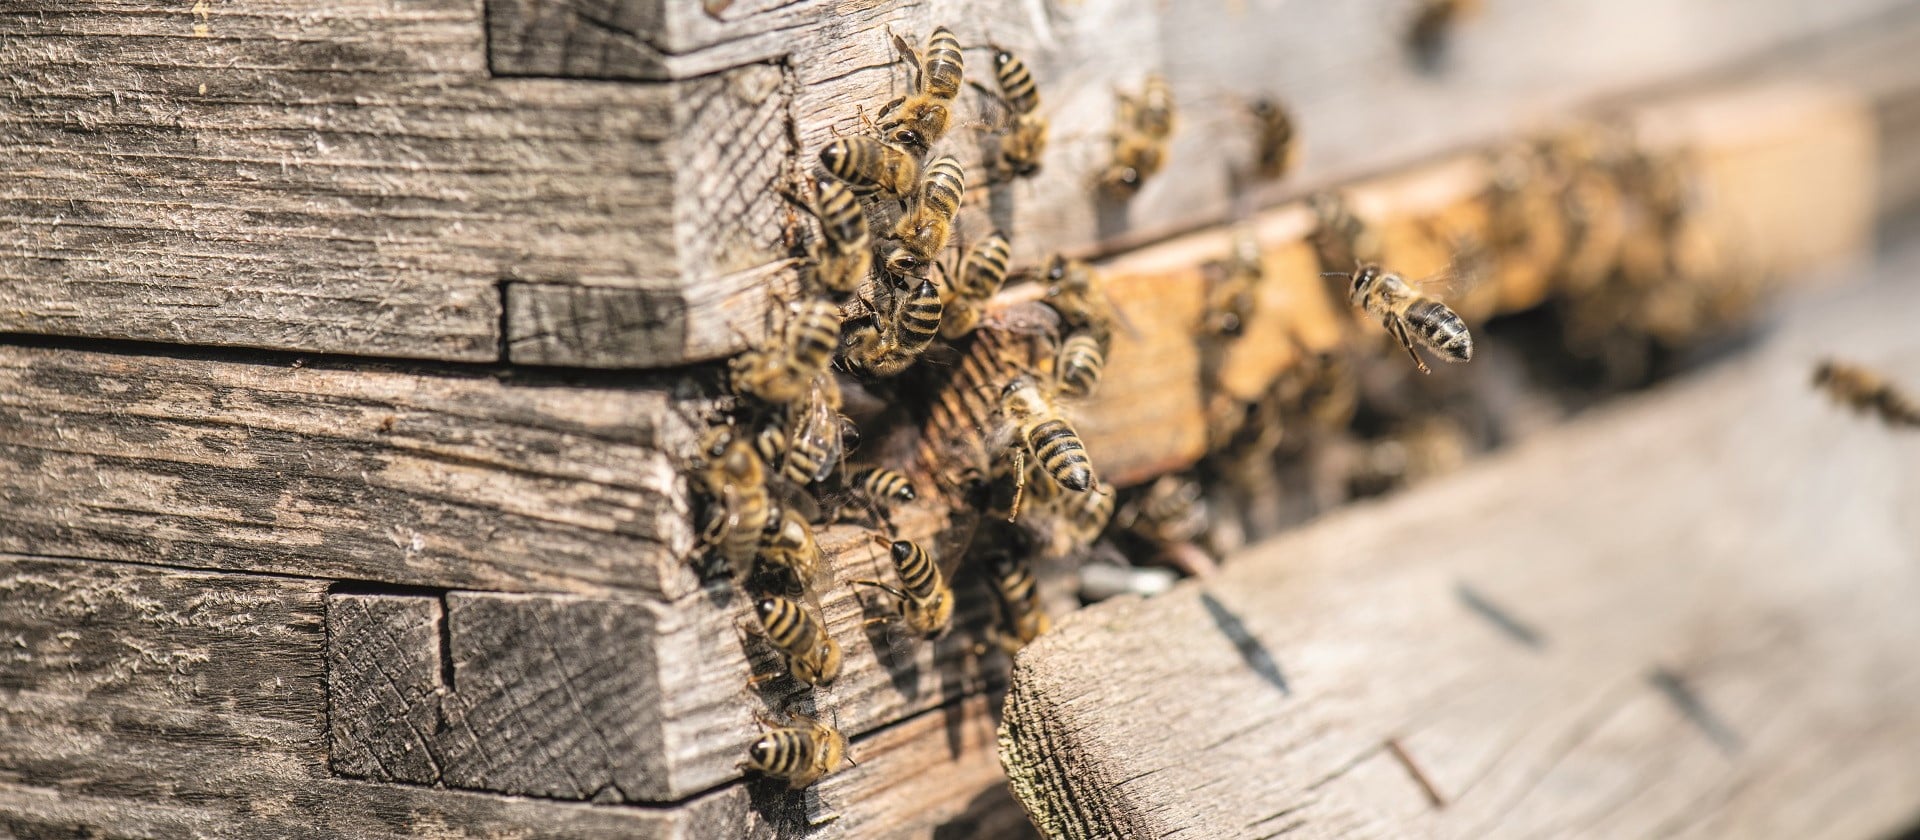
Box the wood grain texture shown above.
[999,251,1920,839]
[0,346,705,599]
[1,554,1033,837]
[0,1,789,362]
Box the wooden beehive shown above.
[6,2,1920,838]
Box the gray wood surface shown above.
[0,554,1032,837]
[0,345,705,598]
[999,247,1920,839]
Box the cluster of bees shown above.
[684,26,1133,795]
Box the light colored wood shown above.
[0,553,1032,837]
[998,250,1920,839]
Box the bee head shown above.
[1349,264,1382,304]
[890,127,926,153]
[885,248,926,281]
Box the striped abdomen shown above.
[888,539,941,601]
[745,727,817,782]
[897,279,944,353]
[994,49,1040,114]
[923,27,965,99]
[959,233,1012,300]
[814,179,868,249]
[991,553,1050,646]
[854,467,915,505]
[1026,418,1093,492]
[788,300,843,372]
[1056,332,1105,398]
[918,156,967,223]
[820,136,917,196]
[1404,298,1474,362]
[761,508,820,580]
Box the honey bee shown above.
[850,467,917,514]
[741,712,849,790]
[1117,474,1208,546]
[878,26,964,156]
[780,175,872,298]
[1055,331,1105,399]
[819,135,920,200]
[691,425,772,577]
[997,374,1097,519]
[1814,359,1920,429]
[1408,0,1483,69]
[755,380,852,488]
[1059,483,1116,552]
[972,46,1049,179]
[883,155,967,281]
[843,277,944,377]
[750,594,842,686]
[985,551,1050,654]
[759,505,826,586]
[854,536,954,639]
[731,300,842,405]
[1100,74,1175,197]
[1249,98,1298,182]
[1333,264,1474,374]
[1307,191,1383,277]
[939,232,1012,339]
[1203,228,1263,338]
[1042,255,1120,350]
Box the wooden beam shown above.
[998,249,1920,839]
[0,554,1032,836]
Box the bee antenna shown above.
[1320,272,1350,279]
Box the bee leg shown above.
[1007,447,1029,522]
[1391,318,1431,374]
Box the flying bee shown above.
[1055,331,1105,399]
[758,505,826,587]
[741,712,849,790]
[1249,98,1298,181]
[940,232,1012,339]
[850,467,916,516]
[819,135,920,201]
[1332,264,1474,374]
[883,155,967,281]
[1117,474,1208,547]
[1814,359,1920,429]
[749,594,842,686]
[1099,74,1175,197]
[854,536,954,640]
[997,374,1096,519]
[779,176,872,298]
[1408,0,1483,69]
[877,26,964,156]
[986,551,1050,654]
[843,277,944,377]
[970,46,1049,179]
[691,425,772,577]
[731,299,842,405]
[1307,191,1383,277]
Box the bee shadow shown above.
[1199,591,1291,697]
[745,778,836,837]
[856,593,925,702]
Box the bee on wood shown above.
[1203,228,1264,339]
[996,374,1097,519]
[691,425,773,577]
[759,505,826,587]
[939,232,1012,339]
[749,595,842,686]
[1407,0,1482,70]
[1332,264,1474,374]
[780,176,873,298]
[731,300,842,405]
[1100,74,1176,198]
[854,536,954,640]
[755,379,852,488]
[1814,359,1920,429]
[742,712,849,790]
[883,155,967,281]
[971,45,1049,179]
[1042,254,1121,351]
[878,26,965,156]
[850,467,916,515]
[819,135,920,201]
[1055,331,1105,399]
[1060,483,1117,551]
[1249,98,1298,182]
[843,277,944,377]
[1307,191,1383,278]
[985,551,1050,654]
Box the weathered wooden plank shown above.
[998,249,1920,839]
[0,1,789,362]
[0,346,704,598]
[0,554,1029,837]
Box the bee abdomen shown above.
[792,302,844,367]
[820,137,885,189]
[995,50,1039,114]
[855,467,915,504]
[925,28,965,99]
[754,729,814,778]
[962,234,1012,299]
[816,180,867,246]
[1406,299,1474,361]
[1057,332,1105,398]
[1029,419,1093,491]
[760,595,822,652]
[921,156,967,220]
[899,280,945,351]
[891,539,939,598]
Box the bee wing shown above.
[790,388,848,485]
